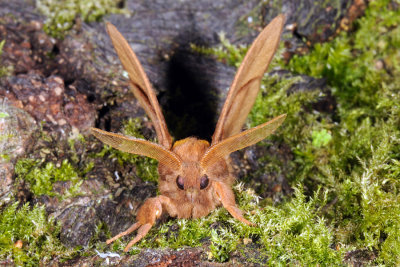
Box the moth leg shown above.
[213,181,256,226]
[106,195,174,252]
[106,222,141,244]
[124,223,152,252]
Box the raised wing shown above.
[106,23,172,148]
[92,128,181,170]
[202,114,286,170]
[212,14,285,144]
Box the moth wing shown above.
[92,128,181,170]
[106,23,172,148]
[212,14,285,144]
[202,114,286,170]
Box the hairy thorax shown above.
[158,137,232,219]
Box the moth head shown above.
[173,170,211,203]
[158,138,220,204]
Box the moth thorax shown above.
[172,137,210,162]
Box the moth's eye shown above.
[200,175,209,190]
[176,176,184,190]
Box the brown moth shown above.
[92,14,286,252]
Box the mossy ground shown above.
[0,202,77,266]
[284,1,400,264]
[36,0,128,38]
[2,0,400,265]
[0,40,8,77]
[0,40,12,77]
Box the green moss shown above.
[284,1,400,264]
[0,112,9,118]
[311,129,332,148]
[191,33,249,68]
[13,128,96,198]
[251,187,342,265]
[0,39,13,77]
[283,0,400,264]
[248,73,331,188]
[36,0,128,38]
[14,158,90,198]
[0,39,6,76]
[210,227,238,262]
[94,118,159,183]
[0,202,76,266]
[191,0,400,264]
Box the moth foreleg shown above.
[106,195,175,252]
[213,181,255,226]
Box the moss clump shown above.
[285,0,400,264]
[311,129,332,148]
[94,118,159,183]
[191,33,249,68]
[14,130,95,198]
[0,40,13,77]
[36,0,128,38]
[14,158,91,198]
[0,40,7,76]
[248,72,331,187]
[0,202,75,265]
[255,188,342,265]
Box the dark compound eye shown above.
[200,175,209,190]
[176,176,184,190]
